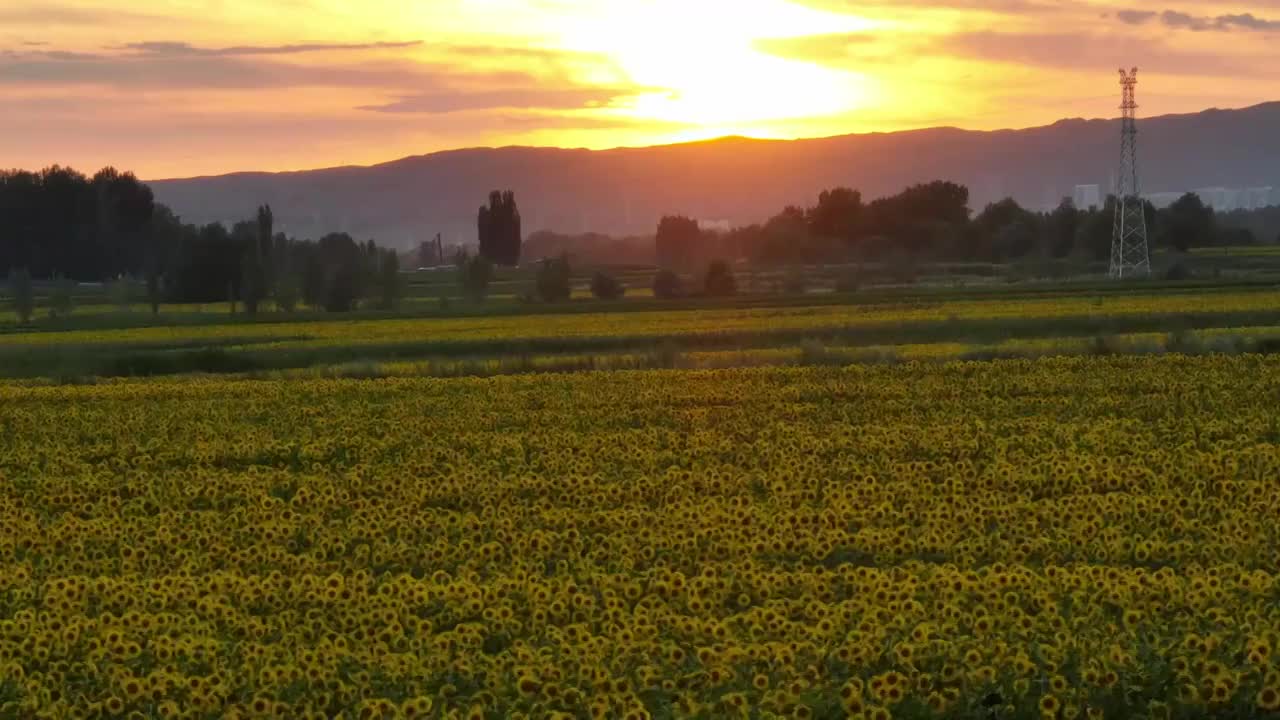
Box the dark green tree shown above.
[146,205,185,315]
[477,191,522,266]
[0,166,154,281]
[655,215,702,270]
[975,198,1040,260]
[1079,196,1118,261]
[1048,197,1080,259]
[91,168,154,280]
[757,207,810,263]
[1216,227,1258,247]
[377,249,404,310]
[271,233,300,312]
[807,187,863,251]
[234,220,264,316]
[1159,193,1215,252]
[317,233,365,312]
[170,222,239,302]
[863,181,971,259]
[256,205,275,297]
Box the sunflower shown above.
[516,675,541,697]
[1257,686,1280,712]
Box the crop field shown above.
[5,288,1280,347]
[3,286,1280,381]
[2,350,1280,719]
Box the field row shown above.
[1,288,1280,380]
[4,288,1279,348]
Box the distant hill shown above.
[150,102,1280,249]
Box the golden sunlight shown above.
[559,0,885,131]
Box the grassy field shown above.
[2,273,1280,718]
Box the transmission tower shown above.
[1110,67,1151,279]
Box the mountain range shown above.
[149,102,1280,249]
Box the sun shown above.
[558,0,885,136]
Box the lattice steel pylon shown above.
[1110,67,1151,279]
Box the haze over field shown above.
[4,0,1280,179]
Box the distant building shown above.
[1073,185,1101,211]
[1246,187,1275,210]
[1189,187,1275,212]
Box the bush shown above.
[275,273,301,313]
[590,271,625,300]
[109,276,137,312]
[241,255,266,316]
[704,260,737,297]
[799,339,901,366]
[782,268,807,295]
[107,348,262,377]
[1165,329,1202,354]
[653,269,683,299]
[535,255,572,303]
[834,267,861,293]
[145,274,162,316]
[458,253,494,302]
[48,275,75,319]
[1164,262,1193,281]
[887,254,919,285]
[7,268,34,323]
[646,340,685,369]
[798,339,832,365]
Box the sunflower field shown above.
[1,354,1279,719]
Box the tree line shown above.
[6,164,1277,321]
[655,182,1272,269]
[1,166,404,316]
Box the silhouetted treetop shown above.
[478,190,521,266]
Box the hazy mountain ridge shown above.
[149,102,1280,249]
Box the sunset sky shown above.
[3,0,1278,179]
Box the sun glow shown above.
[559,0,885,133]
